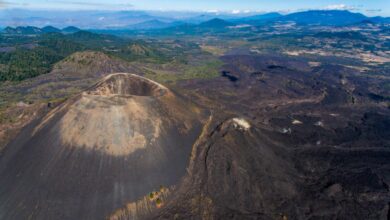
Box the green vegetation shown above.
[145,59,223,83]
[111,42,169,63]
[0,32,201,82]
[0,35,85,81]
[183,60,223,78]
[200,45,226,56]
[155,198,162,205]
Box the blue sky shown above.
[2,0,389,16]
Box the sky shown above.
[1,0,389,16]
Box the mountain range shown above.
[3,26,81,35]
[1,9,389,31]
[3,9,389,36]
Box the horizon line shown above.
[0,8,388,18]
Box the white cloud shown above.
[17,1,134,10]
[55,1,133,8]
[0,0,29,8]
[324,4,355,10]
[231,9,240,14]
[206,9,219,13]
[366,9,382,13]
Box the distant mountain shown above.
[179,11,387,29]
[41,26,61,33]
[0,9,387,29]
[276,10,367,26]
[150,18,233,36]
[232,12,282,22]
[183,13,247,24]
[125,19,182,30]
[62,26,81,34]
[368,16,390,24]
[1,10,388,34]
[2,26,82,35]
[66,31,116,44]
[198,18,234,29]
[3,26,42,35]
[65,30,127,49]
[152,23,197,35]
[2,27,14,34]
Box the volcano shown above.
[1,68,389,220]
[0,73,207,220]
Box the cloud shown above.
[0,1,29,8]
[366,9,382,13]
[231,10,240,14]
[324,4,357,11]
[0,0,15,8]
[54,1,133,8]
[206,9,219,13]
[325,4,348,10]
[0,0,130,9]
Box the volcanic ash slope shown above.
[0,73,207,220]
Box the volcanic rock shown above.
[0,73,207,220]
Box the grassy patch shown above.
[200,45,226,56]
[145,59,223,84]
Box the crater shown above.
[56,73,173,156]
[87,73,168,97]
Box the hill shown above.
[277,10,367,26]
[125,19,179,30]
[231,12,282,24]
[0,73,207,219]
[52,51,136,78]
[0,30,170,81]
[152,18,233,35]
[198,18,234,29]
[3,26,81,35]
[62,26,81,34]
[0,51,138,163]
[3,26,42,35]
[0,33,85,81]
[41,26,61,33]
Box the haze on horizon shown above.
[1,0,389,17]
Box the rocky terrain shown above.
[163,54,390,219]
[0,56,389,219]
[0,10,389,220]
[0,51,140,151]
[0,73,207,219]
